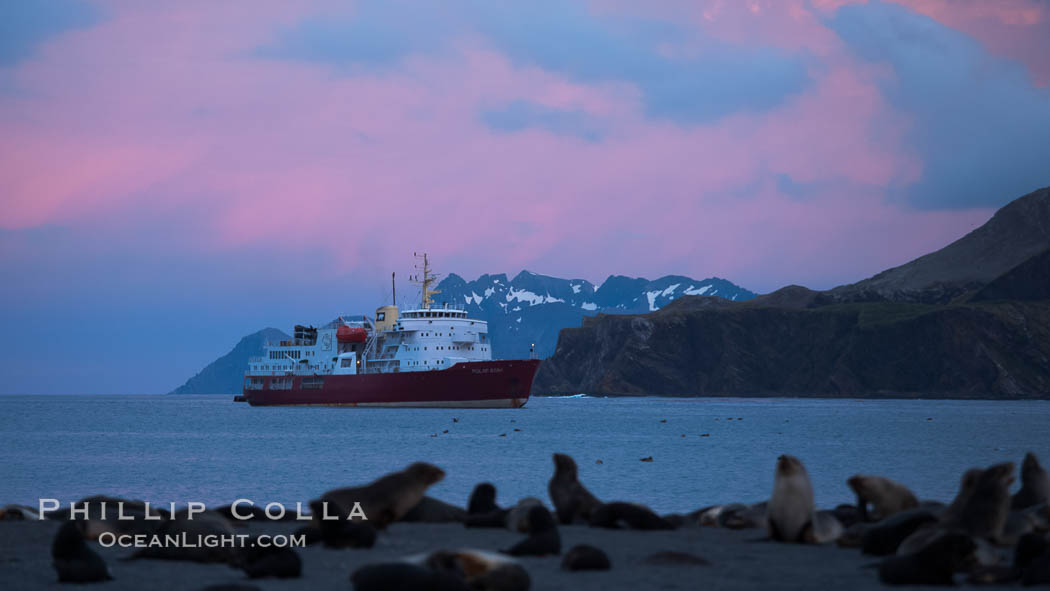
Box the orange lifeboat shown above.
[337,326,367,343]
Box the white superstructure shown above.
[246,254,491,378]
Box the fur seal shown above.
[847,475,919,521]
[1012,452,1050,510]
[318,462,445,528]
[0,504,39,520]
[503,506,561,556]
[469,483,500,515]
[878,532,977,585]
[398,549,531,591]
[351,563,470,591]
[400,496,467,523]
[860,509,939,555]
[950,462,1014,541]
[129,510,238,563]
[1015,532,1050,585]
[232,541,302,579]
[504,497,547,533]
[308,500,377,548]
[767,455,841,543]
[464,483,511,528]
[940,468,984,524]
[642,551,711,566]
[548,453,601,524]
[52,520,112,583]
[561,545,611,571]
[588,502,674,530]
[68,495,167,539]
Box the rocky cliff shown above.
[535,187,1050,398]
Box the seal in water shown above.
[318,462,445,529]
[548,453,601,524]
[503,506,561,556]
[878,532,977,585]
[52,520,112,583]
[1012,452,1050,510]
[561,545,611,571]
[847,475,919,521]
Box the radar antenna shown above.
[409,252,441,310]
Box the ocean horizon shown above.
[3,395,1048,514]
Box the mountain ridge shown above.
[534,186,1050,398]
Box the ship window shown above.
[377,312,385,321]
[340,359,353,368]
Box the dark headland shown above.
[535,187,1050,399]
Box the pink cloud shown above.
[0,1,1004,293]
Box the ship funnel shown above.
[375,305,398,332]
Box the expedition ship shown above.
[242,254,540,408]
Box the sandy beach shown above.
[0,515,1026,590]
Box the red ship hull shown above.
[243,359,541,408]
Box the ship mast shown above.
[410,252,441,310]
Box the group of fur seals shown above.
[548,453,601,524]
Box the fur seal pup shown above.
[561,545,611,571]
[950,462,1014,541]
[52,520,112,583]
[401,496,467,523]
[768,455,841,543]
[588,502,674,530]
[308,500,377,548]
[231,541,301,579]
[878,532,977,585]
[860,509,939,556]
[503,506,561,556]
[847,475,919,521]
[318,462,445,529]
[1012,452,1050,510]
[548,453,601,524]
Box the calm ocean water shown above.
[1,395,1048,514]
